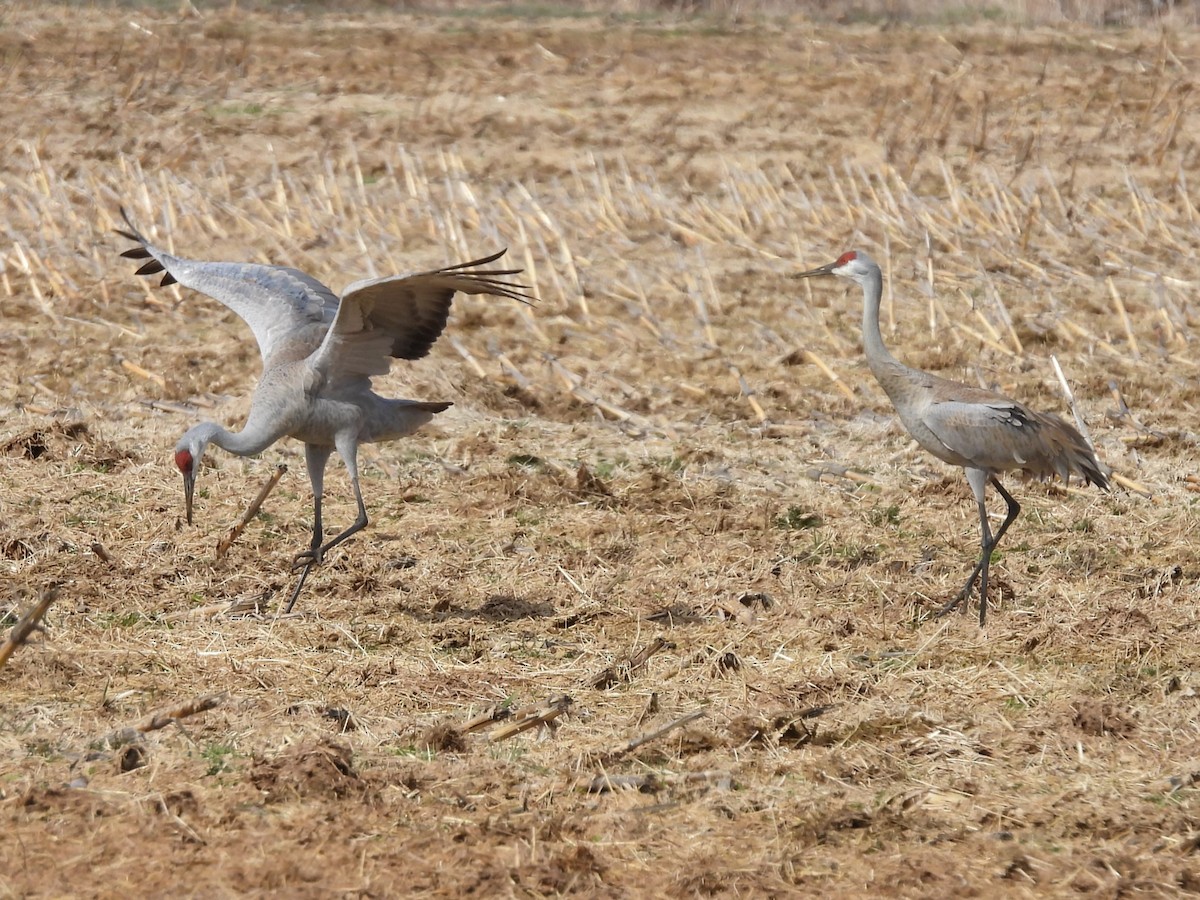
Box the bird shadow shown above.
[407,593,556,624]
[474,593,556,622]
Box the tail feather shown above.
[410,400,453,414]
[1036,410,1109,490]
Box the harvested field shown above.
[3,3,1200,896]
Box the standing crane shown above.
[795,250,1108,625]
[117,208,534,613]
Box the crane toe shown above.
[291,548,323,572]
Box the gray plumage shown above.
[796,250,1108,625]
[118,207,534,613]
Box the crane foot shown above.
[935,593,970,619]
[290,548,323,573]
[935,576,979,621]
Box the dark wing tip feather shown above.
[438,247,509,272]
[115,207,155,266]
[434,248,538,304]
[456,274,537,306]
[118,208,179,287]
[115,206,148,244]
[459,267,524,277]
[135,259,165,276]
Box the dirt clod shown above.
[1071,700,1138,737]
[250,739,363,803]
[418,724,466,754]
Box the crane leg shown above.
[311,464,370,559]
[285,443,370,615]
[937,472,1020,625]
[284,444,331,614]
[977,477,1020,624]
[284,558,315,615]
[314,438,370,558]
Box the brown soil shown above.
[3,3,1200,897]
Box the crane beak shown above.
[182,469,195,525]
[795,261,838,279]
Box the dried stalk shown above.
[154,794,206,844]
[215,464,287,559]
[804,350,857,403]
[90,542,116,566]
[1049,355,1108,470]
[589,636,674,689]
[728,363,768,423]
[461,702,514,734]
[120,358,167,389]
[488,695,572,742]
[1106,277,1140,361]
[0,585,59,671]
[93,692,225,750]
[611,709,706,758]
[586,768,732,795]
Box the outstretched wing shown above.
[116,207,337,361]
[310,249,535,383]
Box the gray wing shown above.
[922,397,1080,479]
[310,249,535,383]
[920,397,1036,468]
[117,207,337,361]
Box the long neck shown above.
[859,265,906,382]
[197,420,278,457]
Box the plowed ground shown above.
[3,6,1200,897]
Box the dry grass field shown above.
[4,2,1200,896]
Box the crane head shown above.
[795,250,878,283]
[174,422,221,525]
[173,429,212,525]
[175,447,198,525]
